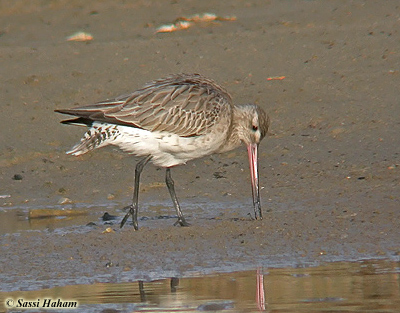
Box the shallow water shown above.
[1,259,398,313]
[0,199,257,235]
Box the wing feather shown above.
[55,73,232,137]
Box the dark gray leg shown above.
[120,155,151,230]
[165,168,190,227]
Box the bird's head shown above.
[235,104,269,146]
[233,103,269,220]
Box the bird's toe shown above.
[174,218,191,227]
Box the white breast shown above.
[109,124,229,167]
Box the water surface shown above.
[2,259,398,312]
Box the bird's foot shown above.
[248,212,263,221]
[253,213,263,221]
[120,205,138,230]
[173,217,190,227]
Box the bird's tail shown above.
[67,124,119,155]
[67,128,102,155]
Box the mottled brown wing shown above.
[56,73,233,137]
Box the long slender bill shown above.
[247,143,262,220]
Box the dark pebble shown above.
[12,174,23,180]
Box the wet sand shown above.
[0,0,399,291]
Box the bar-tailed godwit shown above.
[55,73,269,230]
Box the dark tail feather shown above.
[59,117,93,127]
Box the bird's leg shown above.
[165,168,190,227]
[120,155,151,230]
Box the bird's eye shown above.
[252,125,258,132]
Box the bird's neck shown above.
[217,105,244,153]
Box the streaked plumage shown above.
[55,73,269,229]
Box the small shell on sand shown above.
[102,227,115,234]
[156,21,192,33]
[66,31,93,42]
[156,13,236,33]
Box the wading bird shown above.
[55,73,269,230]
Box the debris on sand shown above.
[66,31,93,42]
[102,227,115,234]
[156,20,192,33]
[266,76,286,81]
[29,208,87,219]
[156,13,236,33]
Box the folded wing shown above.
[55,73,233,137]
